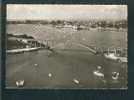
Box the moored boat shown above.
[104,48,127,63]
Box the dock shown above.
[6,47,41,54]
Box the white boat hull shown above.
[93,71,104,78]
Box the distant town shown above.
[7,19,127,31]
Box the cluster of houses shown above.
[54,20,127,31]
[55,21,88,31]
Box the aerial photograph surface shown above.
[6,5,127,89]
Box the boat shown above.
[16,80,25,87]
[93,70,104,78]
[104,53,127,63]
[104,48,127,63]
[112,72,119,80]
[104,53,118,60]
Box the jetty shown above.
[6,47,41,54]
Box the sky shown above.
[7,4,127,21]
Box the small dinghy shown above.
[73,78,80,84]
[93,70,104,78]
[16,80,25,87]
[34,63,38,66]
[112,72,119,80]
[97,66,102,70]
[48,73,52,77]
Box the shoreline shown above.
[6,47,42,54]
[7,23,127,32]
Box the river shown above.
[6,24,127,89]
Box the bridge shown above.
[45,40,98,54]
